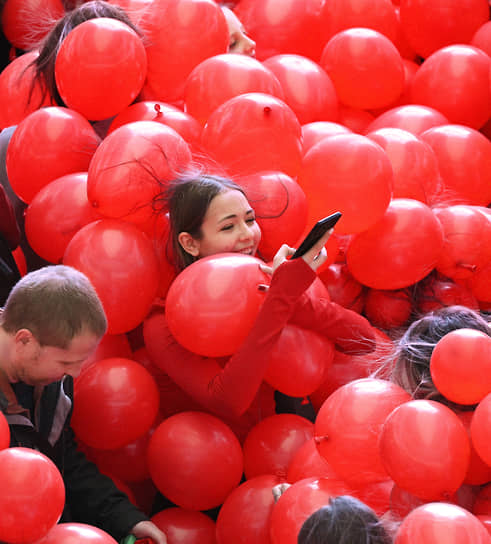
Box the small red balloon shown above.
[36,523,118,544]
[151,507,216,544]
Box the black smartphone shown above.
[291,212,342,259]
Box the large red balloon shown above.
[165,253,270,357]
[55,18,147,120]
[410,45,491,129]
[346,198,444,289]
[471,393,491,467]
[151,508,216,544]
[140,0,229,103]
[379,400,471,501]
[399,0,489,59]
[147,411,243,510]
[72,357,159,450]
[6,107,100,203]
[201,92,303,178]
[320,28,404,110]
[36,523,118,544]
[263,54,339,125]
[0,447,65,544]
[365,104,449,136]
[185,54,284,125]
[364,288,412,330]
[63,219,160,334]
[287,438,339,483]
[299,133,393,234]
[301,121,352,156]
[472,20,491,56]
[315,378,411,484]
[0,411,9,451]
[216,474,284,544]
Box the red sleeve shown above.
[143,258,316,418]
[0,185,20,250]
[290,292,377,355]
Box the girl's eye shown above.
[221,224,233,231]
[246,217,256,224]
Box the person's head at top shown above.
[221,6,256,57]
[386,305,491,406]
[297,496,392,544]
[33,0,139,106]
[0,265,107,386]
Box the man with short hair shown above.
[0,265,167,543]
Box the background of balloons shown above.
[1,0,491,542]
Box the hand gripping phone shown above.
[291,212,342,259]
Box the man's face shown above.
[13,330,100,386]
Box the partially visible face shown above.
[187,189,261,259]
[222,6,256,57]
[13,330,100,386]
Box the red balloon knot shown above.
[154,103,162,117]
[459,262,477,272]
[263,106,272,116]
[91,201,99,208]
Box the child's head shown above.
[298,496,392,544]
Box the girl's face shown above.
[222,7,256,57]
[179,189,261,259]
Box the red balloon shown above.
[201,92,303,178]
[185,54,284,125]
[366,128,441,204]
[216,475,284,544]
[315,378,411,484]
[25,173,102,264]
[420,124,491,206]
[364,288,412,330]
[477,516,491,538]
[457,412,491,486]
[0,51,53,128]
[411,46,491,129]
[263,54,339,125]
[140,0,229,103]
[346,198,444,289]
[263,324,335,397]
[394,502,491,544]
[72,357,159,449]
[165,253,270,357]
[81,332,133,375]
[36,523,118,544]
[471,21,491,56]
[0,411,9,451]
[467,262,491,304]
[474,484,491,515]
[365,104,449,136]
[151,507,216,544]
[399,0,489,59]
[299,134,393,234]
[87,121,191,227]
[338,105,376,133]
[471,392,491,467]
[417,277,479,314]
[147,411,243,510]
[379,400,471,501]
[243,414,314,480]
[55,18,147,120]
[301,121,352,156]
[63,219,160,334]
[0,447,65,544]
[234,0,327,62]
[320,28,404,110]
[108,101,202,146]
[318,262,365,313]
[6,107,100,203]
[287,438,339,483]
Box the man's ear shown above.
[14,329,37,351]
[178,232,200,257]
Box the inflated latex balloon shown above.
[36,523,118,544]
[338,105,375,133]
[6,107,100,203]
[399,0,489,59]
[0,51,53,128]
[467,263,491,304]
[263,54,338,125]
[365,105,449,135]
[216,475,283,544]
[457,412,491,486]
[0,411,9,451]
[320,28,404,110]
[346,199,444,289]
[165,253,270,357]
[239,171,308,261]
[72,357,159,450]
[315,378,411,484]
[366,127,441,204]
[471,393,491,467]
[243,414,314,480]
[394,502,491,544]
[298,133,393,233]
[80,332,133,375]
[417,277,479,314]
[140,0,229,103]
[364,288,412,330]
[379,400,470,501]
[25,172,101,264]
[151,507,216,544]
[1,0,64,50]
[410,46,491,129]
[147,411,243,510]
[63,219,160,334]
[471,21,491,56]
[287,438,339,483]
[474,483,491,516]
[185,54,284,125]
[201,92,303,178]
[0,447,65,544]
[87,121,191,227]
[420,124,491,206]
[301,121,352,155]
[318,262,365,313]
[55,18,147,120]
[235,0,327,61]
